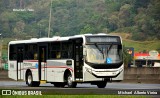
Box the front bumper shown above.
[86,65,123,77]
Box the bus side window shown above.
[49,42,61,59]
[34,53,38,60]
[41,48,45,61]
[24,44,37,60]
[56,51,61,59]
[61,51,68,58]
[11,53,17,60]
[61,42,73,59]
[48,42,72,59]
[33,45,38,60]
[50,51,56,58]
[68,45,73,58]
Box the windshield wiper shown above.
[94,43,104,58]
[106,43,113,58]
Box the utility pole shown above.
[48,0,52,38]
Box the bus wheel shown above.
[97,81,107,88]
[26,72,40,87]
[67,73,77,88]
[26,72,33,87]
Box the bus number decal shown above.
[23,63,33,67]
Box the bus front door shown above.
[17,46,24,80]
[38,46,47,81]
[73,38,83,81]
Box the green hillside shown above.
[123,39,160,52]
[110,33,160,52]
[0,0,160,41]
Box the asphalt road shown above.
[0,81,160,89]
[0,81,159,96]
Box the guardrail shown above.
[123,67,160,83]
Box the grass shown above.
[0,95,149,98]
[110,32,160,52]
[123,39,160,52]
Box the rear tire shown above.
[67,73,77,88]
[26,72,40,87]
[97,81,107,88]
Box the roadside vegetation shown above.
[0,0,160,41]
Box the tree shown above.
[123,46,133,68]
[108,12,119,31]
[118,4,132,28]
[0,0,159,41]
[14,20,25,34]
[80,24,94,34]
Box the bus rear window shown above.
[9,45,17,60]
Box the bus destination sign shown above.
[86,36,120,43]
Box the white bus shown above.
[8,34,124,88]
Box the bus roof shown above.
[9,33,121,45]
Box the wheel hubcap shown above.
[28,75,32,84]
[68,75,72,85]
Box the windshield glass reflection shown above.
[86,44,122,64]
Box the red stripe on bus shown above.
[18,67,37,71]
[23,60,38,62]
[44,66,73,72]
[18,66,73,72]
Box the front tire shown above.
[97,81,107,88]
[26,72,40,87]
[67,73,77,88]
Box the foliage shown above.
[0,0,159,40]
[123,45,132,67]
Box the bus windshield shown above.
[86,44,122,64]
